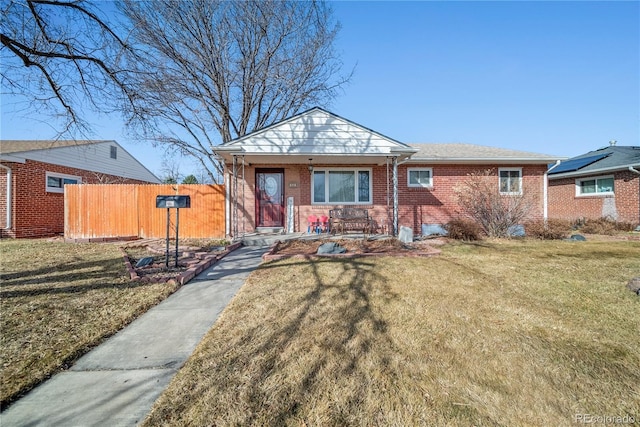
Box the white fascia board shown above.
[213,146,245,152]
[389,146,418,154]
[548,163,640,179]
[0,155,27,163]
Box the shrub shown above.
[454,169,535,238]
[614,221,637,232]
[446,218,484,241]
[580,218,637,235]
[525,219,572,240]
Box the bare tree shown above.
[119,0,350,182]
[1,0,138,136]
[159,155,183,184]
[90,171,129,184]
[455,169,535,238]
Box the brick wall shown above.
[227,162,548,235]
[1,159,153,238]
[548,170,640,224]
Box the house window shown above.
[499,168,522,195]
[312,168,372,204]
[46,172,82,193]
[110,145,117,159]
[576,175,614,196]
[407,168,433,188]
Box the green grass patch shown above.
[143,239,640,426]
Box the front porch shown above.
[212,108,417,240]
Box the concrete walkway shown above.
[2,244,270,427]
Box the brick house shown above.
[547,143,640,225]
[212,108,562,237]
[0,140,160,238]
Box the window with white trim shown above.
[46,172,82,193]
[312,168,372,204]
[110,145,117,159]
[499,168,522,195]
[407,168,433,188]
[576,175,614,196]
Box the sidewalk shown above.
[1,244,270,427]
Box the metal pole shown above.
[386,157,390,234]
[393,156,398,236]
[232,156,238,238]
[241,156,245,237]
[165,208,170,268]
[175,208,179,268]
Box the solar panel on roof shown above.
[548,153,610,174]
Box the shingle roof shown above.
[548,145,640,177]
[407,143,561,163]
[1,140,107,154]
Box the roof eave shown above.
[0,155,27,163]
[548,163,640,179]
[407,156,563,164]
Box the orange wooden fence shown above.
[65,184,226,240]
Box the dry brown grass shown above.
[0,238,179,408]
[144,238,640,426]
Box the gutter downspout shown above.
[629,166,640,225]
[544,160,562,222]
[0,164,12,230]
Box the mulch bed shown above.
[120,240,242,285]
[263,237,442,261]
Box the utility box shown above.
[156,195,191,208]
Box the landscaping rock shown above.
[565,234,587,241]
[135,256,154,268]
[317,242,346,255]
[507,225,525,237]
[398,226,413,243]
[421,224,448,236]
[627,277,640,295]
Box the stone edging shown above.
[261,241,441,262]
[121,241,243,286]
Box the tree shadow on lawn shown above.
[247,257,401,424]
[0,256,144,299]
[151,256,433,425]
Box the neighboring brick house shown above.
[547,143,640,225]
[0,140,160,238]
[212,108,561,237]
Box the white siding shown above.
[225,109,410,156]
[7,141,160,183]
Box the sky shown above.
[1,1,638,179]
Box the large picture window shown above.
[46,172,82,193]
[312,168,372,204]
[576,175,614,196]
[499,168,522,195]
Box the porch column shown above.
[232,155,238,238]
[393,156,398,236]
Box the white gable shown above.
[1,140,160,183]
[215,108,416,163]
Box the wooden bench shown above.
[329,208,373,235]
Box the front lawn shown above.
[143,239,640,426]
[0,239,179,408]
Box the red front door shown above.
[255,169,284,227]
